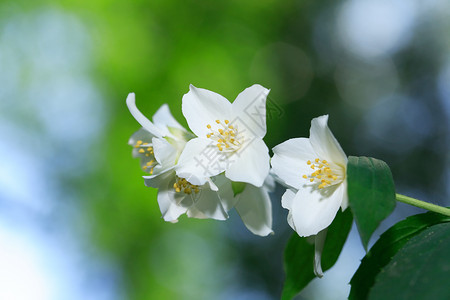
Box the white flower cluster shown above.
[127,85,349,275]
[127,85,273,236]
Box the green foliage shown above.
[347,156,396,250]
[349,211,450,300]
[369,222,450,300]
[282,209,353,300]
[231,181,247,197]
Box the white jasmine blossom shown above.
[175,85,271,187]
[142,136,237,222]
[127,90,273,236]
[145,170,237,222]
[271,115,348,276]
[127,93,192,174]
[145,136,272,235]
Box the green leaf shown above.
[369,222,450,300]
[282,209,353,300]
[347,156,396,250]
[231,181,246,197]
[349,211,450,300]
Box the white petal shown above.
[271,138,317,189]
[232,84,270,138]
[225,138,270,187]
[213,174,238,212]
[290,183,344,237]
[152,137,177,168]
[206,177,219,191]
[235,184,273,236]
[182,85,232,137]
[340,179,349,211]
[128,128,154,147]
[281,189,296,211]
[129,129,157,172]
[152,104,185,133]
[309,115,347,167]
[176,138,224,185]
[314,229,327,278]
[143,169,173,189]
[263,173,276,192]
[281,189,297,231]
[126,93,164,137]
[156,182,188,222]
[187,189,228,220]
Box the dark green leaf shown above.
[282,209,353,300]
[349,211,450,300]
[231,181,246,197]
[369,222,450,300]
[347,156,396,250]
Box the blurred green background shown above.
[0,0,449,299]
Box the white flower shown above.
[127,93,237,223]
[145,170,237,222]
[271,115,348,276]
[127,93,192,174]
[175,84,271,187]
[145,137,272,234]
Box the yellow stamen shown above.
[205,119,242,152]
[302,157,341,189]
[173,177,200,195]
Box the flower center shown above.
[302,158,342,189]
[205,119,243,152]
[134,140,157,174]
[173,177,200,195]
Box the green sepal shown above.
[231,181,246,197]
